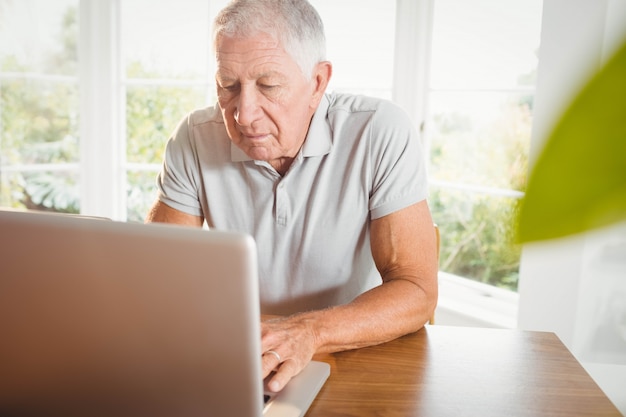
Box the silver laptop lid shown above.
[0,209,264,417]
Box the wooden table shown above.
[306,325,621,417]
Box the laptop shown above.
[0,209,329,417]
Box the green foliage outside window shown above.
[0,51,80,213]
[430,189,523,290]
[124,61,209,221]
[0,5,208,219]
[429,98,531,290]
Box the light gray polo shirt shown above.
[157,92,428,315]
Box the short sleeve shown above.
[156,114,204,217]
[368,101,428,219]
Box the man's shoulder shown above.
[326,92,399,114]
[171,105,229,150]
[325,92,411,130]
[186,105,224,128]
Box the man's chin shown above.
[242,146,277,165]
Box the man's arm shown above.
[145,200,204,227]
[261,199,438,391]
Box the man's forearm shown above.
[297,277,436,354]
[145,200,204,227]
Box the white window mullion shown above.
[79,0,123,220]
[392,0,434,133]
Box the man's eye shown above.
[260,84,277,90]
[220,84,238,92]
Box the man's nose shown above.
[234,86,262,126]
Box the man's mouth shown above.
[241,132,270,141]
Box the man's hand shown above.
[260,315,319,392]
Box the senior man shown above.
[146,0,438,393]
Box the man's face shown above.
[215,32,326,172]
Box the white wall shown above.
[518,0,626,413]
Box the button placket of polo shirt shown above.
[275,180,288,226]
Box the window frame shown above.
[78,0,124,219]
[393,0,529,326]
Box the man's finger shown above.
[262,350,283,378]
[266,359,299,392]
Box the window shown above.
[1,0,542,297]
[0,0,80,213]
[0,0,220,220]
[121,0,221,221]
[426,0,543,291]
[313,0,396,98]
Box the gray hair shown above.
[213,0,326,77]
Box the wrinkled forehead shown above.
[215,31,283,55]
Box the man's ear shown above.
[310,61,333,108]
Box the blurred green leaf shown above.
[517,39,626,242]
